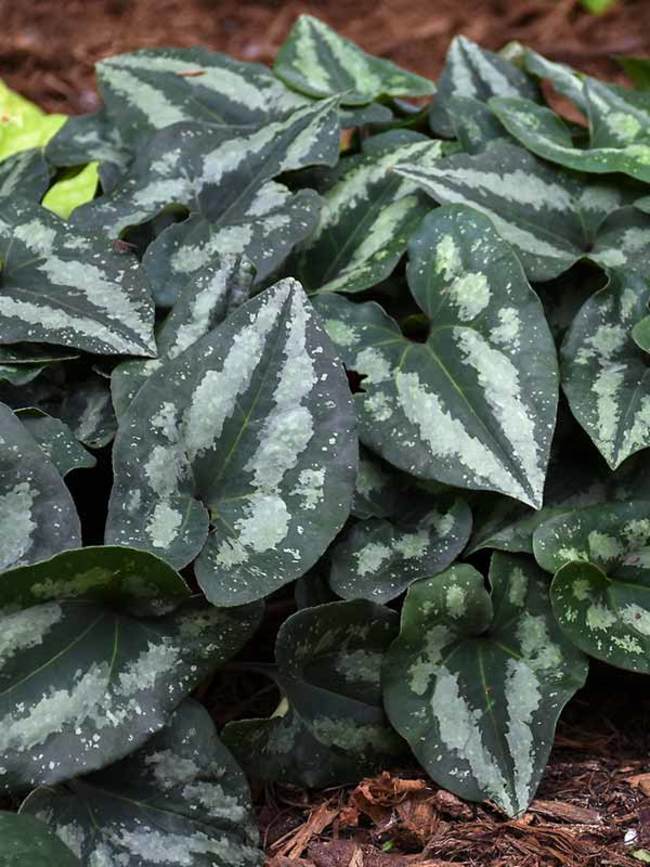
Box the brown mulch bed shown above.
[2,0,650,115]
[2,1,650,864]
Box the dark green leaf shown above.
[0,812,80,867]
[274,15,433,105]
[0,148,51,200]
[106,280,357,606]
[0,596,261,793]
[383,554,588,816]
[632,315,650,352]
[21,700,263,867]
[15,409,96,476]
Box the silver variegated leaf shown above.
[0,545,190,614]
[0,148,51,200]
[522,48,590,113]
[447,95,509,154]
[293,132,443,295]
[315,205,558,508]
[15,409,96,476]
[429,36,539,137]
[21,700,263,867]
[72,98,339,236]
[352,447,409,520]
[106,279,357,606]
[383,554,588,816]
[96,47,310,143]
[329,496,471,602]
[491,95,650,183]
[562,210,650,468]
[112,255,254,416]
[633,315,650,352]
[534,501,650,672]
[0,812,80,866]
[274,15,433,105]
[0,403,80,572]
[0,596,261,793]
[223,600,403,787]
[0,200,155,356]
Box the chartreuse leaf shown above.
[106,280,357,606]
[0,78,65,159]
[329,496,471,602]
[315,205,558,508]
[0,812,80,867]
[429,36,539,137]
[491,92,650,183]
[0,596,261,793]
[0,200,156,356]
[96,47,311,144]
[632,315,650,352]
[293,133,444,295]
[112,255,254,416]
[223,600,403,787]
[15,409,95,476]
[0,403,80,572]
[42,164,99,220]
[383,554,588,816]
[561,210,650,468]
[0,148,51,200]
[21,700,263,867]
[0,546,190,614]
[274,15,433,105]
[533,501,650,672]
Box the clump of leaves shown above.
[0,17,649,860]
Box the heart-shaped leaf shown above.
[0,545,190,614]
[533,501,650,672]
[315,204,558,507]
[106,279,357,606]
[447,95,509,154]
[0,403,80,572]
[0,79,65,159]
[274,15,433,105]
[429,36,538,137]
[0,596,261,793]
[491,95,650,183]
[0,200,156,356]
[223,599,403,787]
[329,496,471,602]
[21,699,263,867]
[293,132,443,295]
[0,812,80,866]
[561,210,650,469]
[96,47,311,144]
[383,554,588,816]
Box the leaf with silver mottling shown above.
[21,699,263,867]
[106,279,357,606]
[15,409,95,476]
[383,554,588,816]
[0,148,51,200]
[0,596,261,793]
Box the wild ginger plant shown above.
[0,18,649,863]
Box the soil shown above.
[1,1,650,864]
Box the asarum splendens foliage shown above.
[0,16,649,864]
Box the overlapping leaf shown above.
[274,15,433,106]
[106,280,357,606]
[0,149,51,200]
[293,132,444,295]
[383,554,588,816]
[0,545,190,614]
[15,410,95,476]
[533,500,650,672]
[223,600,403,787]
[561,209,650,468]
[0,403,80,572]
[329,496,471,602]
[21,700,263,867]
[0,200,155,356]
[315,205,558,507]
[429,36,539,137]
[0,812,80,867]
[394,140,634,281]
[112,254,254,416]
[0,596,261,793]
